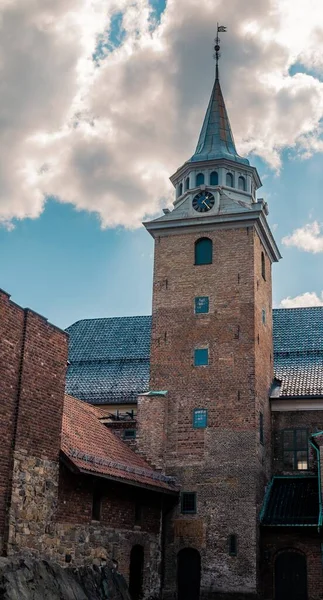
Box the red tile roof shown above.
[61,395,178,493]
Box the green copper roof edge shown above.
[259,478,274,523]
[140,390,168,397]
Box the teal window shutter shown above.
[195,297,209,314]
[210,171,218,185]
[195,238,212,265]
[196,173,204,186]
[194,348,208,366]
[193,409,208,428]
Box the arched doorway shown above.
[275,551,307,600]
[129,545,144,600]
[177,547,201,600]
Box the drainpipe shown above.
[310,433,323,532]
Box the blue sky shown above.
[1,0,323,328]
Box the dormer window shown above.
[226,172,233,187]
[210,171,218,185]
[238,176,246,191]
[185,177,190,191]
[196,173,204,186]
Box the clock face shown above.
[192,191,215,213]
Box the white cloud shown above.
[280,291,323,308]
[282,221,323,253]
[2,0,323,228]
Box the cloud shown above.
[280,291,323,308]
[282,221,323,253]
[2,0,323,228]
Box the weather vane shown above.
[214,23,227,80]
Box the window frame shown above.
[180,492,197,514]
[193,408,208,429]
[238,176,246,191]
[195,296,209,314]
[282,429,309,471]
[194,348,209,367]
[194,237,212,266]
[226,172,234,187]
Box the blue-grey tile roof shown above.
[66,307,323,404]
[66,316,151,404]
[273,307,323,398]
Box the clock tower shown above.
[143,32,281,600]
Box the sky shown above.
[1,0,323,329]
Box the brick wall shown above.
[136,393,168,470]
[0,289,68,556]
[146,224,275,598]
[261,530,323,600]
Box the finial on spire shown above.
[214,23,227,80]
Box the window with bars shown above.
[193,408,208,428]
[181,492,197,514]
[282,429,308,470]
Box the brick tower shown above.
[143,34,281,600]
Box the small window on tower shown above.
[238,176,246,191]
[124,429,136,440]
[195,238,212,265]
[260,412,264,445]
[179,182,183,197]
[196,173,205,186]
[229,535,238,556]
[185,177,190,190]
[195,296,209,314]
[193,409,208,428]
[226,172,234,187]
[210,171,218,185]
[261,252,266,280]
[194,348,208,366]
[181,492,197,514]
[262,309,266,325]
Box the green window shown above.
[196,173,204,186]
[181,492,196,514]
[193,408,208,428]
[194,348,208,366]
[195,238,212,265]
[210,171,218,185]
[124,429,136,440]
[283,429,308,470]
[195,296,209,314]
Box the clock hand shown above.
[202,200,210,208]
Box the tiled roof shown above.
[66,316,151,404]
[65,307,323,403]
[61,395,178,493]
[273,307,323,397]
[261,477,319,526]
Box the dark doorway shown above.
[177,547,201,600]
[275,551,307,600]
[129,545,144,600]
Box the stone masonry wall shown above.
[148,224,275,598]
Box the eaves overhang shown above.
[144,206,281,263]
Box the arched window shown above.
[185,177,190,191]
[195,238,212,265]
[226,172,234,187]
[238,176,246,191]
[179,182,183,197]
[210,171,218,185]
[196,173,204,186]
[261,252,266,280]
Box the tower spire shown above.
[214,24,227,81]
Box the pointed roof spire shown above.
[189,27,249,166]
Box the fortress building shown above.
[1,35,323,600]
